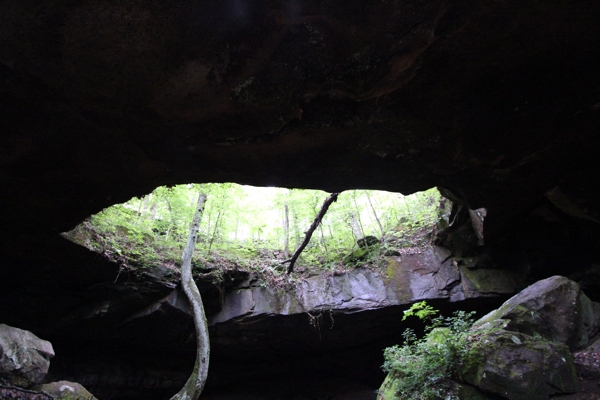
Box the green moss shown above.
[454,382,497,400]
[343,244,381,266]
[385,258,397,280]
[462,329,578,398]
[426,327,451,345]
[460,265,526,296]
[378,371,402,400]
[384,258,414,304]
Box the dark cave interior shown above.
[1,1,600,398]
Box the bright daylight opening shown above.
[62,184,451,280]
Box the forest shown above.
[63,184,450,281]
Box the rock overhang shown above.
[1,0,599,240]
[2,2,600,397]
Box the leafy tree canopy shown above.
[63,184,450,282]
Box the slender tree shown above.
[208,210,222,251]
[136,195,150,225]
[283,192,339,273]
[163,193,175,241]
[319,224,329,260]
[283,203,290,259]
[170,192,210,400]
[348,212,362,241]
[352,191,366,239]
[365,191,385,238]
[292,209,301,251]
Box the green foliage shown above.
[65,183,448,278]
[382,304,481,400]
[401,301,439,322]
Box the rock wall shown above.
[210,245,524,325]
[11,244,519,399]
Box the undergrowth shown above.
[63,215,439,289]
[382,302,481,400]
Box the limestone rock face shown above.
[33,381,98,400]
[464,327,578,400]
[0,324,54,388]
[209,245,525,325]
[473,275,600,350]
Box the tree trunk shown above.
[292,209,301,252]
[283,203,290,259]
[352,191,366,239]
[349,212,362,241]
[283,193,339,274]
[164,195,175,241]
[148,199,158,220]
[319,223,329,260]
[208,210,222,251]
[170,192,210,400]
[365,192,385,238]
[205,210,212,242]
[136,194,149,224]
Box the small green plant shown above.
[382,303,481,400]
[401,301,438,322]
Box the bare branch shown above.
[285,193,339,274]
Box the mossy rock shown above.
[463,329,578,400]
[343,243,380,266]
[426,327,452,345]
[453,382,502,400]
[377,370,402,400]
[357,235,380,248]
[33,381,98,400]
[459,265,525,295]
[0,324,54,388]
[378,372,496,400]
[472,275,600,350]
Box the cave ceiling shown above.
[1,0,600,268]
[1,4,600,397]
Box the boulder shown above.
[0,386,54,399]
[377,371,401,400]
[569,335,600,380]
[342,245,379,266]
[378,276,593,400]
[452,383,502,400]
[33,381,98,400]
[0,324,54,388]
[472,275,600,350]
[378,370,499,400]
[357,236,380,248]
[464,323,578,400]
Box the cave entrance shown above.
[62,184,451,279]
[52,186,513,400]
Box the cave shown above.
[1,1,600,399]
